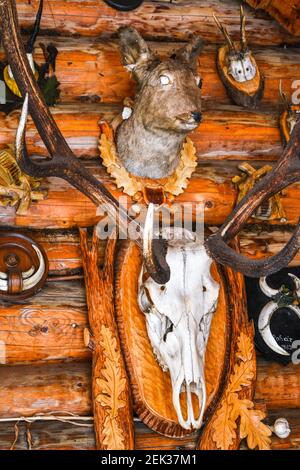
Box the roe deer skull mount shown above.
[2,0,300,431]
[213,7,264,108]
[116,27,203,179]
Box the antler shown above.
[213,13,236,53]
[205,120,300,277]
[279,80,290,111]
[240,6,247,53]
[0,0,170,284]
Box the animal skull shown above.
[138,224,220,430]
[228,52,256,83]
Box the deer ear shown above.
[173,37,204,71]
[118,26,158,83]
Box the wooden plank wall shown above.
[0,0,300,450]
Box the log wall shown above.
[0,0,299,450]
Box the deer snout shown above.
[191,112,202,123]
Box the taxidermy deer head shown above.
[2,0,300,429]
[214,7,264,108]
[116,27,203,179]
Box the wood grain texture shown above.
[80,229,134,449]
[245,0,300,36]
[0,358,299,419]
[0,161,299,230]
[198,242,258,449]
[1,39,298,106]
[0,104,287,161]
[14,0,299,44]
[0,280,90,365]
[0,408,298,450]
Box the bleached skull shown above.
[138,228,220,430]
[228,52,256,83]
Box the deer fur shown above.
[116,27,203,179]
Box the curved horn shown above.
[26,0,43,53]
[21,265,35,280]
[213,13,236,52]
[258,301,290,356]
[259,277,280,298]
[143,204,170,285]
[1,0,170,284]
[205,118,300,278]
[279,80,290,111]
[240,6,247,53]
[22,245,45,290]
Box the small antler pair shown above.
[213,6,248,53]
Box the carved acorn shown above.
[214,7,264,108]
[273,418,291,439]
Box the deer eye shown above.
[195,76,202,88]
[160,75,171,86]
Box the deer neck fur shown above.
[116,115,186,179]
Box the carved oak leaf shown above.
[212,331,271,450]
[236,398,272,450]
[95,325,127,449]
[213,397,237,449]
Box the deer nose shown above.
[191,112,202,123]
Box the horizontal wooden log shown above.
[0,281,90,365]
[0,409,299,450]
[15,0,299,45]
[0,160,299,229]
[1,38,298,106]
[0,229,85,276]
[0,358,299,419]
[1,226,299,280]
[0,104,284,161]
[0,362,299,449]
[245,0,300,36]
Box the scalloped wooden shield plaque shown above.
[115,241,232,438]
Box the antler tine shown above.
[1,0,171,284]
[213,13,236,52]
[240,6,247,53]
[279,80,290,111]
[205,119,300,278]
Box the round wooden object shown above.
[0,232,49,301]
[217,44,264,108]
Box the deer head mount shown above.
[116,27,203,179]
[279,81,300,147]
[2,0,300,431]
[214,7,264,108]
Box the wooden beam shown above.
[0,160,299,229]
[245,0,300,36]
[0,104,284,160]
[0,359,299,417]
[1,39,299,106]
[0,409,300,450]
[14,0,299,45]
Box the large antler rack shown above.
[1,0,300,279]
[0,0,170,285]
